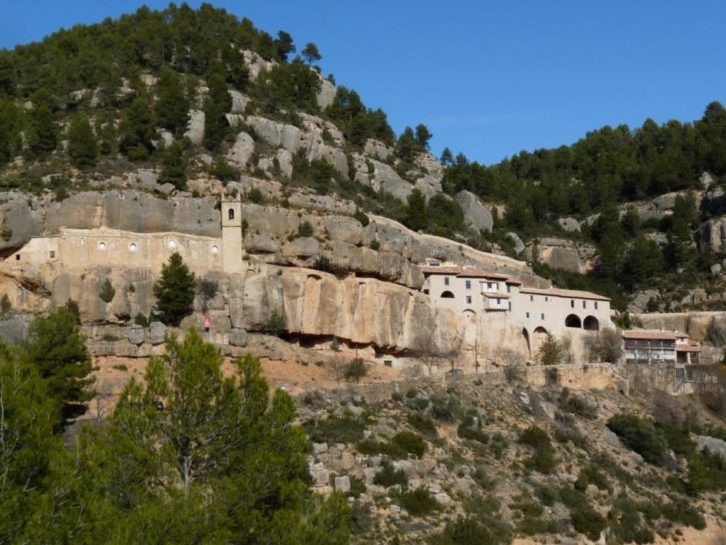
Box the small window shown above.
[49,250,55,259]
[444,276,450,286]
[595,302,598,309]
[526,312,530,318]
[465,280,471,290]
[228,208,235,221]
[98,241,107,251]
[384,360,393,367]
[530,295,534,302]
[582,301,587,309]
[541,313,545,320]
[545,296,549,302]
[508,301,512,311]
[466,295,472,304]
[15,254,20,261]
[128,242,138,252]
[496,298,501,305]
[507,284,511,293]
[571,300,574,308]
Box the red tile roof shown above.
[622,330,678,341]
[519,286,610,302]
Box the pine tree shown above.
[119,95,156,160]
[275,31,296,62]
[538,333,563,366]
[23,304,93,426]
[159,141,188,190]
[301,42,322,65]
[0,98,21,165]
[440,147,453,166]
[203,71,231,151]
[26,90,58,156]
[415,123,432,150]
[153,252,196,326]
[155,67,189,135]
[67,115,98,167]
[405,188,428,231]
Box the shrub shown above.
[661,499,706,529]
[134,313,149,327]
[98,278,115,303]
[262,310,287,337]
[0,293,11,316]
[399,487,439,516]
[574,464,609,492]
[247,187,265,204]
[570,501,607,541]
[298,221,314,238]
[407,413,438,437]
[538,333,563,366]
[305,414,367,444]
[607,414,668,466]
[431,394,460,422]
[373,459,407,487]
[353,208,369,226]
[458,414,489,444]
[369,239,380,251]
[197,278,218,302]
[519,426,557,474]
[344,358,367,382]
[210,158,240,182]
[432,516,512,545]
[391,431,426,458]
[557,388,597,419]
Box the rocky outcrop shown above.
[246,116,302,154]
[184,109,205,145]
[226,131,255,168]
[316,78,336,110]
[0,194,43,251]
[351,154,412,201]
[699,217,726,253]
[455,190,493,233]
[633,311,726,350]
[526,237,596,274]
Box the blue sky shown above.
[2,1,725,165]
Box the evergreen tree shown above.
[405,188,428,231]
[119,95,156,160]
[396,126,419,163]
[203,71,231,151]
[153,252,196,326]
[67,115,98,168]
[275,31,295,62]
[159,141,188,190]
[440,147,453,166]
[622,236,664,290]
[22,305,93,426]
[668,193,698,268]
[301,42,322,65]
[26,90,58,156]
[0,98,21,165]
[155,67,189,135]
[538,333,563,366]
[415,123,432,150]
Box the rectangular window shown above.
[466,296,472,304]
[507,284,511,293]
[465,280,471,290]
[530,295,534,302]
[508,301,512,310]
[496,298,501,305]
[571,300,574,308]
[444,276,450,286]
[545,296,549,302]
[541,313,545,320]
[595,302,598,309]
[49,251,55,259]
[526,312,530,318]
[582,301,587,309]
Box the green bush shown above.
[607,414,668,466]
[391,431,426,458]
[373,459,407,487]
[661,499,706,529]
[98,278,115,303]
[298,221,314,237]
[570,501,607,541]
[458,414,489,444]
[399,487,439,516]
[210,158,240,182]
[519,426,557,474]
[261,310,287,337]
[343,358,367,382]
[558,388,597,419]
[431,516,512,545]
[305,414,367,444]
[575,463,610,492]
[407,413,438,437]
[134,313,149,327]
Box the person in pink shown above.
[203,315,211,334]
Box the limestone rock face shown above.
[44,191,220,237]
[364,139,392,161]
[316,78,336,110]
[235,269,461,355]
[184,109,205,145]
[557,217,581,233]
[455,190,493,233]
[226,131,255,169]
[699,217,726,253]
[526,237,596,274]
[228,90,250,113]
[0,194,42,251]
[506,232,525,255]
[246,116,302,154]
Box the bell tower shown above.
[221,199,242,273]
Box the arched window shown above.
[228,208,235,221]
[583,316,599,331]
[440,291,455,299]
[565,314,582,328]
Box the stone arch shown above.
[440,290,455,299]
[228,207,235,221]
[565,314,582,328]
[583,315,599,331]
[532,326,549,356]
[522,328,531,358]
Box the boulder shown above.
[325,216,364,245]
[226,131,255,169]
[455,190,493,233]
[127,325,145,345]
[246,116,302,154]
[149,321,167,345]
[282,237,320,259]
[228,328,248,347]
[527,237,595,274]
[0,314,33,344]
[557,217,580,233]
[0,195,41,251]
[364,139,392,161]
[694,435,726,461]
[229,90,249,113]
[247,234,280,254]
[506,232,525,255]
[334,475,351,494]
[316,78,336,110]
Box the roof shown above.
[420,266,462,275]
[457,269,510,280]
[419,263,522,284]
[483,292,510,299]
[676,345,701,353]
[622,330,678,341]
[518,286,610,302]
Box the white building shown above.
[420,259,613,362]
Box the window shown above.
[488,282,494,289]
[15,254,20,261]
[526,312,530,318]
[571,300,574,308]
[507,284,511,293]
[545,296,549,302]
[530,295,534,302]
[98,241,107,251]
[466,296,472,304]
[465,280,471,290]
[444,276,450,286]
[508,301,512,310]
[496,298,501,305]
[228,208,235,221]
[582,301,587,309]
[595,302,598,309]
[128,242,138,252]
[541,313,545,320]
[49,251,55,259]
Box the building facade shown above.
[623,330,700,365]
